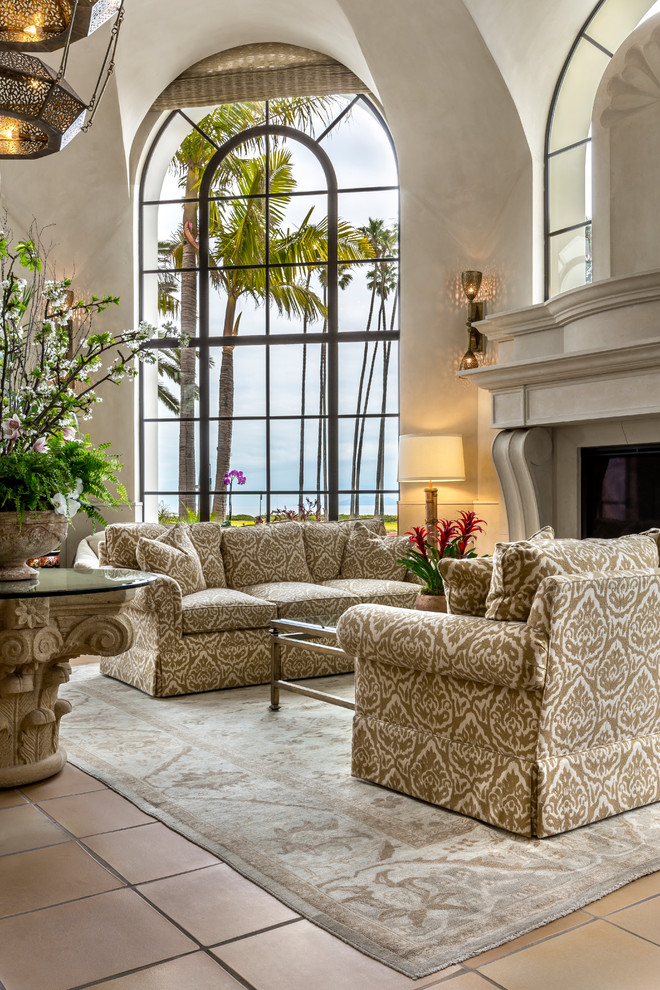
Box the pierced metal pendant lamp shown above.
[0,0,120,52]
[0,0,123,159]
[0,49,86,158]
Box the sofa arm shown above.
[126,574,183,650]
[336,603,548,690]
[73,537,101,570]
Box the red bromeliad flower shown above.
[454,510,486,555]
[406,525,429,559]
[434,518,458,555]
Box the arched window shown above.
[139,94,399,524]
[544,0,658,298]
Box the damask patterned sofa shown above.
[337,529,660,837]
[75,519,418,697]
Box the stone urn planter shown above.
[0,511,68,581]
[415,593,447,613]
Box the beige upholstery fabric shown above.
[340,523,409,581]
[137,526,206,597]
[101,518,415,698]
[222,521,311,587]
[485,533,659,621]
[322,577,419,609]
[181,588,276,634]
[239,580,358,618]
[301,522,350,582]
[340,563,660,837]
[438,557,494,616]
[337,604,547,691]
[187,522,227,588]
[104,522,168,568]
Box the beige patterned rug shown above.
[61,665,660,979]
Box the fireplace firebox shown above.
[581,444,660,538]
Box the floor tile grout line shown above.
[208,914,304,949]
[583,888,660,920]
[67,947,261,990]
[461,915,596,970]
[599,913,660,950]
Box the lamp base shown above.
[424,485,438,535]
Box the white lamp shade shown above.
[398,434,465,483]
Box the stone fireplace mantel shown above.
[459,269,660,430]
[459,270,660,539]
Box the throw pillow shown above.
[136,524,206,597]
[438,557,494,616]
[301,522,350,582]
[221,521,312,587]
[485,532,659,622]
[104,522,168,569]
[187,522,227,588]
[340,523,409,581]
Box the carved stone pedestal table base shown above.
[0,568,157,788]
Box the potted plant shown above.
[398,511,486,612]
[0,229,185,579]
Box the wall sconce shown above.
[398,434,465,534]
[458,269,484,371]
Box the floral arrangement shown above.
[398,510,486,596]
[0,229,185,525]
[223,469,246,525]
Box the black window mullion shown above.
[265,103,272,524]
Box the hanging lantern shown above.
[0,0,120,53]
[0,0,124,159]
[0,49,86,157]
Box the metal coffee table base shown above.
[269,619,355,712]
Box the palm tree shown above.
[350,220,398,516]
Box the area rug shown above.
[61,665,660,979]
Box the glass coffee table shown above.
[269,614,355,712]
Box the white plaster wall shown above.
[0,0,534,552]
[593,15,660,280]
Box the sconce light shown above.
[398,434,465,534]
[458,269,484,371]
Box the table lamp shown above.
[398,434,465,532]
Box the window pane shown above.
[270,418,327,493]
[320,99,398,189]
[338,261,399,333]
[588,0,653,52]
[549,38,610,152]
[549,226,590,297]
[339,340,398,415]
[143,420,200,509]
[212,194,266,270]
[338,192,399,258]
[142,271,198,337]
[222,492,261,524]
[268,138,328,194]
[152,344,201,420]
[269,493,327,522]
[268,193,328,264]
[270,343,325,416]
[208,273,266,337]
[268,265,327,335]
[209,418,267,497]
[208,345,266,418]
[548,143,588,232]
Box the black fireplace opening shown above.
[581,444,660,538]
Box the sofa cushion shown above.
[301,518,387,582]
[301,522,350,582]
[137,526,206,597]
[239,581,358,619]
[181,588,276,634]
[322,577,419,609]
[340,523,409,581]
[438,557,494,617]
[187,522,227,588]
[222,521,312,587]
[485,533,659,622]
[105,522,168,569]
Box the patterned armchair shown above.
[337,531,660,837]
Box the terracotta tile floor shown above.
[3,692,660,986]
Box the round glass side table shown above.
[0,568,157,787]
